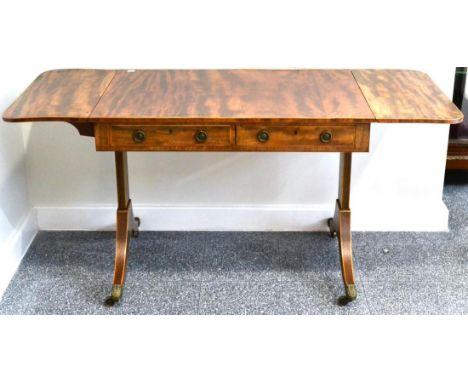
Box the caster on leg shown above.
[337,284,357,306]
[105,284,123,307]
[132,217,141,238]
[328,218,337,238]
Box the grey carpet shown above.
[1,182,466,314]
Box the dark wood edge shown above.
[446,160,468,170]
[95,146,368,152]
[70,122,95,137]
[371,117,464,124]
[5,115,461,125]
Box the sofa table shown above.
[3,69,463,306]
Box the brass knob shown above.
[257,130,270,143]
[195,130,208,143]
[133,130,146,143]
[320,131,332,143]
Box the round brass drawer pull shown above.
[257,130,270,143]
[133,129,146,143]
[320,131,332,143]
[195,130,208,143]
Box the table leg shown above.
[327,153,357,306]
[105,152,140,306]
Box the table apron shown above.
[94,123,370,152]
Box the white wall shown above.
[28,117,452,232]
[0,69,37,294]
[0,0,464,293]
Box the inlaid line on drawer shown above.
[236,125,357,150]
[95,124,235,151]
[111,125,232,146]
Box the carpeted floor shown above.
[1,181,466,314]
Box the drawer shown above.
[236,124,370,152]
[95,124,234,151]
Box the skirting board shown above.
[36,204,333,231]
[35,199,449,232]
[0,209,38,298]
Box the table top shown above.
[3,69,463,125]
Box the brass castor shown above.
[132,217,141,238]
[104,285,123,307]
[105,296,117,306]
[337,284,357,306]
[327,218,337,238]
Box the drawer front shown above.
[236,124,369,152]
[96,124,234,151]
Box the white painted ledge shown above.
[36,204,334,231]
[35,198,449,232]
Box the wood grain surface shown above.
[352,69,464,123]
[3,69,116,122]
[3,69,463,125]
[96,124,234,151]
[89,69,374,123]
[236,124,369,152]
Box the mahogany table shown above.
[3,69,463,306]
